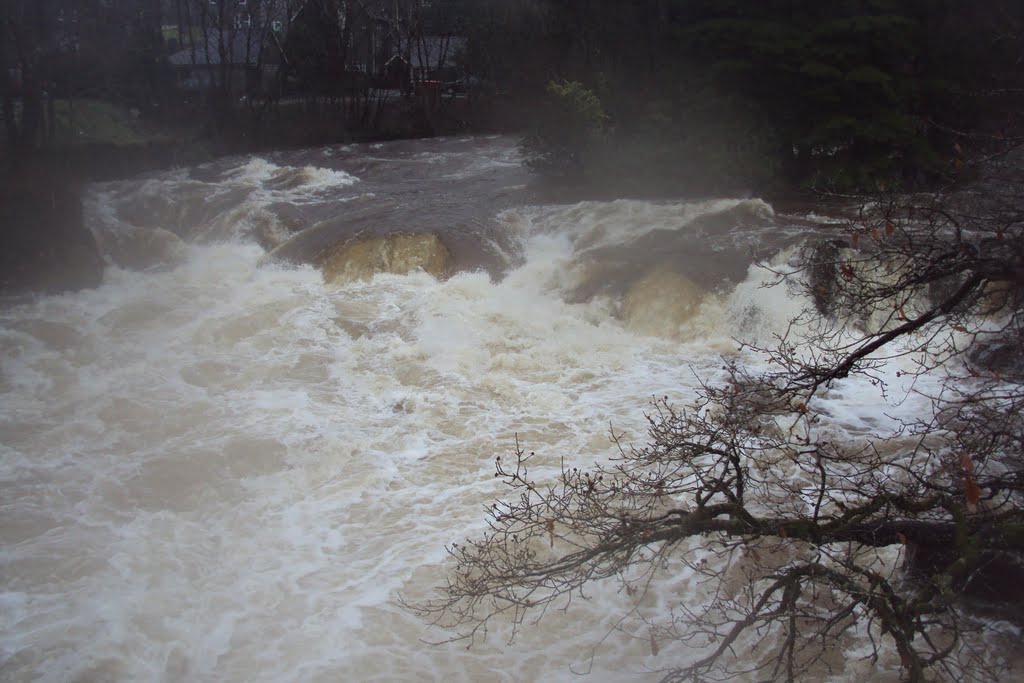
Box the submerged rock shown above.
[906,540,1024,609]
[92,226,189,272]
[620,267,706,339]
[967,335,1024,382]
[319,232,452,284]
[804,238,846,316]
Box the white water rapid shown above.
[1,137,1017,682]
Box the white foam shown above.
[223,158,359,199]
[226,157,283,185]
[515,197,773,256]
[0,217,737,680]
[84,157,362,266]
[0,186,1006,682]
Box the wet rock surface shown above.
[0,171,104,296]
[319,232,452,283]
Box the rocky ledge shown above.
[0,168,104,296]
[0,143,212,297]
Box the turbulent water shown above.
[1,137,1013,682]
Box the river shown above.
[1,136,1015,681]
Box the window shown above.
[233,13,251,29]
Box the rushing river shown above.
[1,136,1016,682]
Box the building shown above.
[384,35,465,90]
[165,0,289,95]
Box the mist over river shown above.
[3,136,1014,682]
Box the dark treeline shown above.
[1,0,483,163]
[3,1,1023,190]
[1,0,484,293]
[472,0,1024,192]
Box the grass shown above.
[52,98,174,146]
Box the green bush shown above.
[519,80,609,179]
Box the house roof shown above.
[401,36,466,70]
[169,30,267,67]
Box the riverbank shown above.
[0,141,211,297]
[0,92,520,297]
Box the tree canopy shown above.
[493,0,1024,191]
[4,1,1021,182]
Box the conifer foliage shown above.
[489,0,1024,190]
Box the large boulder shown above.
[319,232,452,284]
[620,267,706,339]
[804,238,847,316]
[967,334,1024,382]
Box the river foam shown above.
[1,138,1008,682]
[0,231,725,681]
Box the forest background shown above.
[2,1,1024,313]
[3,1,1023,189]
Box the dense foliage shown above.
[4,1,1022,186]
[519,80,609,178]
[466,0,1024,190]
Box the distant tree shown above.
[457,0,552,97]
[413,147,1024,681]
[281,0,352,95]
[482,1,1022,191]
[1,0,58,155]
[519,79,609,179]
[1,0,181,156]
[672,1,941,186]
